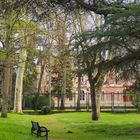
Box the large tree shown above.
[0,0,24,117]
[71,2,140,120]
[13,20,38,113]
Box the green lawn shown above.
[0,112,140,140]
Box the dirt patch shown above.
[134,127,140,132]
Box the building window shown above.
[80,90,85,101]
[125,95,129,101]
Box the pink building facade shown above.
[54,73,134,109]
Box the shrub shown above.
[23,94,55,110]
[37,95,49,109]
[41,106,51,114]
[37,95,55,109]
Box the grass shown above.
[0,112,140,140]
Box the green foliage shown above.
[127,82,140,112]
[37,95,55,109]
[66,92,73,98]
[23,63,37,94]
[37,95,49,109]
[51,60,73,97]
[72,3,140,81]
[41,106,51,114]
[23,95,54,110]
[0,51,6,63]
[23,95,33,109]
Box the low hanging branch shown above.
[75,0,132,16]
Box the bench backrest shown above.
[31,121,40,130]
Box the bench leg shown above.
[31,129,33,135]
[45,135,48,140]
[37,130,42,138]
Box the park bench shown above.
[31,121,49,140]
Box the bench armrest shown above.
[40,126,50,132]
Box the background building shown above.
[53,72,134,110]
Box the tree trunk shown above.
[90,14,102,119]
[48,54,52,108]
[8,67,13,111]
[90,81,98,120]
[1,32,12,117]
[60,64,66,110]
[1,56,11,117]
[76,74,81,110]
[95,88,101,118]
[60,87,65,110]
[34,61,45,110]
[57,95,60,110]
[13,48,27,113]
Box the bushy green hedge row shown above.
[23,95,54,110]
